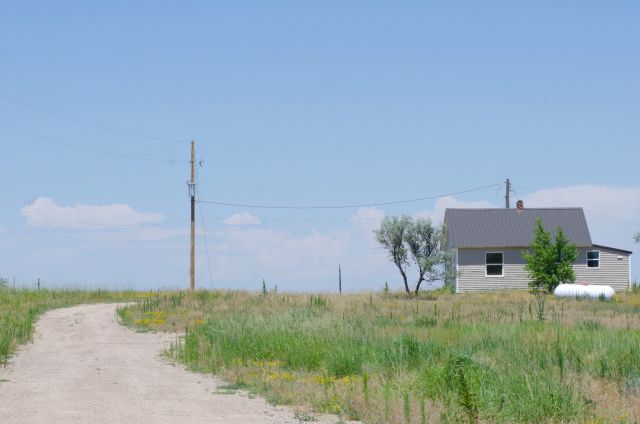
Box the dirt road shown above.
[0,304,342,424]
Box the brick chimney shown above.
[516,200,524,210]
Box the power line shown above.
[0,122,188,164]
[0,92,187,144]
[195,164,214,288]
[196,183,502,209]
[518,190,640,227]
[0,198,400,228]
[0,202,187,228]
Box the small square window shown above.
[587,250,600,268]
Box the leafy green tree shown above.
[523,219,578,293]
[375,215,445,295]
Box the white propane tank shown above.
[554,283,615,299]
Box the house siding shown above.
[457,248,529,292]
[574,247,630,292]
[457,247,630,293]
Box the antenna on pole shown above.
[188,141,196,291]
[505,178,511,209]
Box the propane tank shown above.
[554,283,615,299]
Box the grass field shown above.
[119,289,640,424]
[0,288,145,365]
[4,286,639,423]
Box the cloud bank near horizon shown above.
[8,185,640,289]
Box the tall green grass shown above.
[121,290,640,423]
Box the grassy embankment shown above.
[0,288,147,365]
[118,289,640,423]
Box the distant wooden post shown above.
[338,264,342,294]
[189,141,196,291]
[505,178,511,209]
[37,277,40,290]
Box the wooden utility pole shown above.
[189,141,196,291]
[338,264,342,294]
[505,178,511,209]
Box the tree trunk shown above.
[414,271,426,295]
[399,268,411,295]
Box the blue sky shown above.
[1,1,638,290]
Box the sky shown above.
[0,1,638,291]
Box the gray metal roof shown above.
[444,208,593,248]
[592,244,633,255]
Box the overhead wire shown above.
[196,182,502,210]
[195,162,214,288]
[0,122,188,164]
[512,185,640,227]
[535,196,640,227]
[0,92,187,144]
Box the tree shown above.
[523,219,578,293]
[375,215,445,295]
[405,218,443,295]
[375,216,412,294]
[635,232,640,244]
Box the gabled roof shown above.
[444,208,593,249]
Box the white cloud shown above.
[348,199,498,235]
[349,207,385,233]
[223,212,262,226]
[20,197,165,229]
[523,185,640,218]
[416,195,497,223]
[200,207,397,291]
[206,227,353,289]
[522,185,640,249]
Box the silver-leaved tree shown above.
[375,215,449,295]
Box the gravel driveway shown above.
[0,303,343,424]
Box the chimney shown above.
[516,200,524,210]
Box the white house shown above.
[443,202,632,293]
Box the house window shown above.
[486,252,504,276]
[587,250,600,268]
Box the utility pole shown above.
[189,141,196,291]
[338,264,342,294]
[505,178,511,209]
[37,277,40,290]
